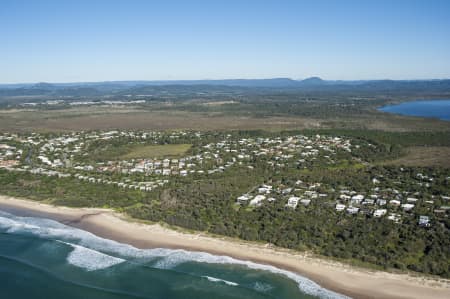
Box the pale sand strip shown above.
[0,195,449,299]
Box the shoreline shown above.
[0,195,449,299]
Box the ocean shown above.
[0,210,347,299]
[379,99,450,121]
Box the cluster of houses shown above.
[236,173,449,227]
[334,188,427,224]
[237,180,328,209]
[1,130,448,227]
[0,131,360,196]
[333,171,449,227]
[0,131,195,191]
[91,153,234,177]
[6,165,169,192]
[5,131,357,183]
[73,174,168,191]
[0,138,21,169]
[216,134,355,168]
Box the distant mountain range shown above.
[1,77,450,97]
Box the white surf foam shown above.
[63,242,125,271]
[203,276,239,286]
[0,210,350,299]
[146,249,347,299]
[253,281,273,292]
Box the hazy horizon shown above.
[2,76,450,86]
[2,0,450,83]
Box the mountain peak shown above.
[300,77,325,85]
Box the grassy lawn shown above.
[121,144,192,159]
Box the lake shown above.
[379,99,450,121]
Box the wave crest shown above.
[0,210,349,298]
[203,276,239,286]
[62,242,125,271]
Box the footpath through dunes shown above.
[0,196,449,299]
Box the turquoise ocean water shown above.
[0,210,347,299]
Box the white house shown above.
[340,194,351,201]
[258,186,271,194]
[351,194,364,204]
[407,197,419,203]
[373,209,387,217]
[418,216,430,227]
[401,203,415,211]
[237,195,251,204]
[250,195,266,207]
[389,199,401,206]
[346,207,359,214]
[286,197,300,209]
[377,199,387,206]
[335,203,346,211]
[300,199,311,206]
[387,213,401,223]
[363,199,375,205]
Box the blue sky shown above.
[1,0,450,83]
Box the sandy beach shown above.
[0,195,449,299]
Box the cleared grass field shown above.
[121,144,192,159]
[382,146,450,168]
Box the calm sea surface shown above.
[0,210,347,299]
[379,99,450,121]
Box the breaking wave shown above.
[203,275,239,286]
[0,210,349,299]
[61,242,125,271]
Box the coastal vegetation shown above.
[0,128,449,279]
[0,84,449,280]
